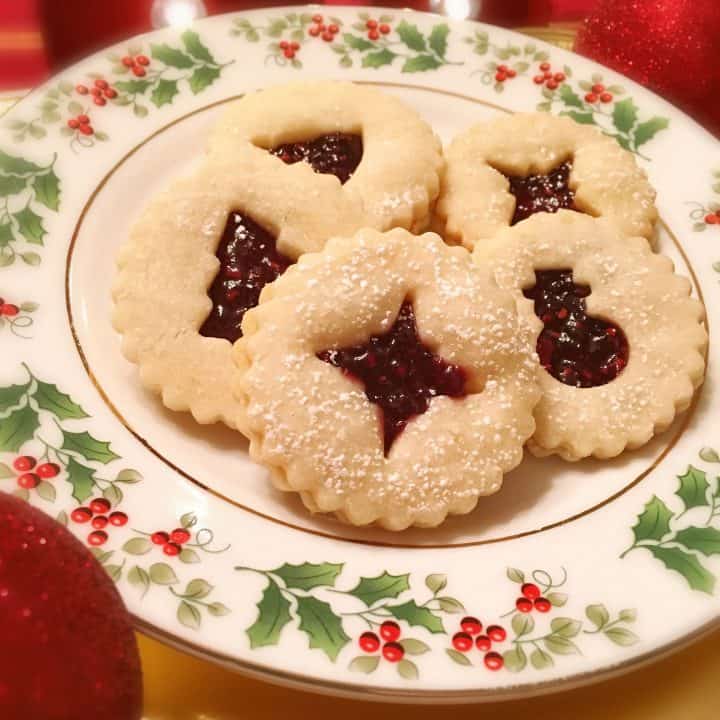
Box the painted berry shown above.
[71,507,92,523]
[534,597,552,613]
[109,511,128,527]
[382,642,404,663]
[533,75,545,84]
[90,87,102,96]
[78,114,89,124]
[312,13,323,22]
[379,620,401,642]
[516,597,533,613]
[553,72,565,82]
[521,582,541,600]
[76,84,89,94]
[705,213,720,224]
[452,632,473,652]
[358,631,380,653]
[68,118,80,129]
[169,528,190,544]
[507,68,517,78]
[322,31,333,42]
[366,19,378,29]
[91,515,108,530]
[17,473,40,489]
[585,92,598,103]
[539,61,551,71]
[13,456,36,472]
[600,92,613,103]
[487,625,506,642]
[94,79,109,89]
[368,29,379,40]
[136,55,150,66]
[495,71,507,82]
[36,463,60,479]
[283,48,295,58]
[379,23,390,34]
[290,41,300,50]
[460,616,482,635]
[89,498,111,515]
[104,88,117,99]
[151,531,169,545]
[308,25,320,36]
[484,651,504,670]
[546,80,559,90]
[162,542,181,556]
[475,635,491,652]
[328,24,339,34]
[79,125,94,136]
[132,66,146,77]
[591,82,605,94]
[279,40,289,49]
[87,530,108,546]
[121,56,134,67]
[1,304,19,316]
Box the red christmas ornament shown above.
[575,0,720,136]
[0,493,142,720]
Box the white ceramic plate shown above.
[1,6,719,703]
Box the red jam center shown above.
[199,211,292,343]
[523,269,629,388]
[505,161,576,225]
[317,301,468,455]
[269,133,363,184]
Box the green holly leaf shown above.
[544,635,579,655]
[562,110,595,125]
[32,169,60,211]
[247,578,292,648]
[506,567,524,583]
[675,526,720,556]
[122,537,152,555]
[65,456,96,503]
[612,97,638,133]
[0,175,26,196]
[646,545,715,594]
[266,18,288,37]
[400,638,430,655]
[0,221,13,247]
[387,600,444,634]
[503,644,527,672]
[512,613,534,637]
[631,495,673,543]
[397,659,419,680]
[177,600,201,629]
[633,117,669,148]
[349,655,380,673]
[33,379,88,420]
[604,627,639,646]
[550,617,581,638]
[530,647,554,669]
[184,578,212,599]
[428,24,449,58]
[115,79,152,94]
[342,33,374,51]
[402,54,442,73]
[0,382,29,412]
[188,66,221,94]
[181,29,215,63]
[347,571,410,606]
[128,565,151,596]
[676,466,710,511]
[396,21,426,51]
[208,601,230,617]
[0,403,39,452]
[559,84,584,109]
[585,604,609,630]
[150,43,194,68]
[361,48,397,68]
[0,151,42,175]
[61,429,120,464]
[270,562,343,591]
[295,595,350,661]
[699,447,720,463]
[446,648,472,666]
[13,206,46,245]
[425,573,447,594]
[150,79,179,108]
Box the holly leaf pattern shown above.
[675,466,710,511]
[585,604,609,630]
[361,48,396,68]
[150,43,194,68]
[342,33,374,51]
[530,647,554,669]
[0,175,26,196]
[177,601,201,630]
[150,79,179,108]
[674,526,720,556]
[65,456,96,503]
[0,382,29,412]
[634,117,669,148]
[0,150,42,174]
[428,24,449,58]
[402,55,442,73]
[61,429,120,464]
[32,169,60,211]
[503,645,527,672]
[612,97,638,134]
[13,206,46,245]
[33,379,88,420]
[114,79,152,94]
[0,221,13,247]
[188,66,221,94]
[181,29,215,63]
[348,571,410,606]
[295,595,349,661]
[550,617,581,638]
[563,110,595,125]
[646,545,715,594]
[387,600,444,634]
[0,403,39,452]
[396,21,426,51]
[559,84,584,109]
[605,627,639,646]
[632,495,673,542]
[270,562,343,591]
[544,635,579,655]
[247,578,292,648]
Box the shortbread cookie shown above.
[234,228,540,530]
[112,153,367,428]
[476,211,706,461]
[208,80,443,232]
[437,113,657,250]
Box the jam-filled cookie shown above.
[208,80,444,232]
[112,152,367,428]
[475,211,707,461]
[437,113,657,250]
[233,228,540,530]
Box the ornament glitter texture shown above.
[0,493,142,720]
[575,0,720,136]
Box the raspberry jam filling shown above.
[317,301,468,455]
[505,161,576,225]
[523,269,629,388]
[199,211,291,343]
[269,132,363,184]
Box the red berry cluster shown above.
[11,455,60,489]
[451,616,506,670]
[532,62,565,90]
[705,212,720,225]
[364,18,391,41]
[67,113,94,136]
[75,78,118,106]
[121,54,151,77]
[514,582,551,613]
[150,526,191,557]
[278,40,301,59]
[71,497,127,547]
[307,14,340,42]
[358,621,405,662]
[494,64,517,84]
[584,83,613,104]
[0,298,19,317]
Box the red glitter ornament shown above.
[575,0,720,136]
[0,493,142,720]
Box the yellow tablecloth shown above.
[139,629,720,720]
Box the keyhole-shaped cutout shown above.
[503,161,576,225]
[522,269,629,388]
